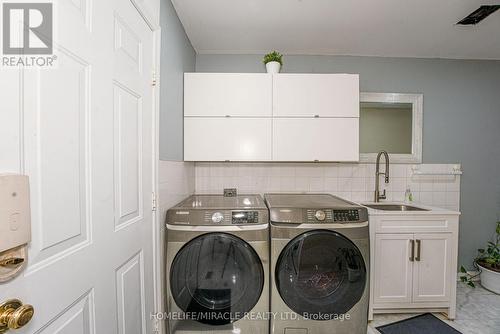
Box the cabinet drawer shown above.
[184,73,272,117]
[184,117,272,161]
[374,216,456,233]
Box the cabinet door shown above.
[412,233,453,302]
[273,118,359,161]
[184,73,272,117]
[373,234,414,304]
[273,74,359,117]
[184,118,272,161]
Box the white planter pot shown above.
[265,61,281,74]
[478,263,500,294]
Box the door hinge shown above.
[152,71,157,87]
[151,71,157,87]
[152,192,157,212]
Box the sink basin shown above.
[363,204,429,211]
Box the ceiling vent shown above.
[457,5,500,25]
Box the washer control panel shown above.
[203,211,261,225]
[306,209,361,223]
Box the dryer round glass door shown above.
[170,232,264,325]
[275,230,366,319]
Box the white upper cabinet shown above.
[183,73,360,161]
[273,74,359,117]
[184,118,272,161]
[184,73,272,117]
[273,118,359,162]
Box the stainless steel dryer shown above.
[166,195,269,334]
[265,193,369,334]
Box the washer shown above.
[265,193,369,334]
[166,195,269,334]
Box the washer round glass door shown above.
[170,232,264,325]
[275,230,366,319]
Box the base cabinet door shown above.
[412,233,453,302]
[184,117,272,161]
[373,234,414,304]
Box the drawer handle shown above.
[409,240,415,262]
[415,239,421,261]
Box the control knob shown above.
[211,212,224,223]
[315,210,326,221]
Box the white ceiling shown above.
[171,0,500,60]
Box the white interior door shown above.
[0,0,157,333]
[373,234,414,305]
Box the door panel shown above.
[273,74,359,117]
[0,0,156,333]
[113,82,143,230]
[36,291,95,334]
[116,252,146,334]
[373,234,413,304]
[273,118,359,161]
[23,48,91,266]
[184,118,272,161]
[412,233,452,302]
[184,73,272,117]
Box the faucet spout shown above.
[374,151,390,202]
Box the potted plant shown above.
[263,51,283,73]
[460,221,500,293]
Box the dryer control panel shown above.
[306,209,362,223]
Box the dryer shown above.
[265,193,369,334]
[165,195,269,334]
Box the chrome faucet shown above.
[374,151,390,202]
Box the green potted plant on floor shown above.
[460,221,500,294]
[263,51,283,73]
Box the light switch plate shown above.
[0,175,31,253]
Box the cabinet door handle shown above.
[409,240,415,262]
[415,239,421,261]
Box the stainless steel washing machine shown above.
[165,195,269,334]
[265,193,369,334]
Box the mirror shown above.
[359,93,423,163]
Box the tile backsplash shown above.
[195,163,461,211]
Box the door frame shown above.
[128,1,163,332]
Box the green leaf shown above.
[460,266,467,273]
[467,281,475,288]
[478,248,485,253]
[460,276,467,282]
[263,51,283,65]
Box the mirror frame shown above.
[359,93,423,164]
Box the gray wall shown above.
[196,54,500,268]
[159,0,195,161]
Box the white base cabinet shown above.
[369,213,460,320]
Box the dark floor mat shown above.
[376,313,462,334]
